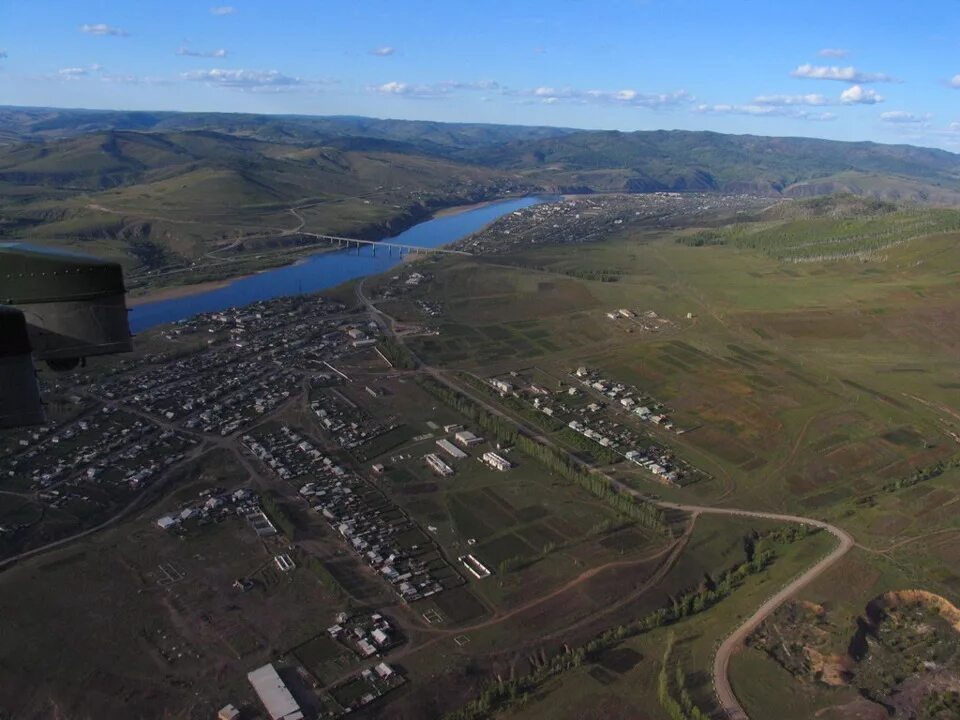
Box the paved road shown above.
[356,277,857,720]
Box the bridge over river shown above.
[297,232,472,257]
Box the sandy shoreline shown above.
[430,198,506,219]
[128,249,326,306]
[128,278,237,306]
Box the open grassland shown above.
[405,221,960,514]
[478,516,840,720]
[391,206,960,717]
[681,208,960,261]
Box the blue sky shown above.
[1,0,959,149]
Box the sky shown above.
[1,0,959,150]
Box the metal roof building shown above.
[247,664,304,720]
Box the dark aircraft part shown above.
[0,243,132,364]
[0,305,44,428]
[45,357,82,372]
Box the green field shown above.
[377,201,960,719]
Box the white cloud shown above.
[753,93,830,106]
[40,65,171,86]
[791,63,895,83]
[176,46,228,58]
[183,68,307,92]
[368,46,395,57]
[372,79,500,99]
[58,67,90,78]
[880,110,933,124]
[696,103,836,121]
[54,64,106,80]
[375,81,420,95]
[371,80,688,107]
[210,6,236,15]
[516,86,691,108]
[446,79,500,91]
[80,23,128,37]
[101,73,169,86]
[839,85,884,104]
[818,48,850,58]
[369,80,687,107]
[707,85,884,116]
[950,74,960,88]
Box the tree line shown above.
[883,454,960,493]
[657,635,710,720]
[376,338,418,370]
[299,552,350,602]
[557,427,623,465]
[260,492,297,540]
[458,373,566,433]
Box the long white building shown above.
[482,451,511,471]
[424,453,454,477]
[247,664,304,720]
[436,438,467,459]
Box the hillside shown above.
[0,128,530,272]
[0,106,577,156]
[5,108,960,204]
[461,129,960,202]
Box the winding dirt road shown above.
[657,504,854,719]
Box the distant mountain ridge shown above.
[458,129,960,202]
[2,107,959,205]
[0,106,578,155]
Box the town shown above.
[451,193,771,256]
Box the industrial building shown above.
[247,663,304,720]
[460,554,492,579]
[424,453,454,477]
[482,451,511,472]
[454,430,483,447]
[436,438,467,459]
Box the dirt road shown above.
[657,504,854,719]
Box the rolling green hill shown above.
[460,129,960,201]
[677,194,960,261]
[5,108,960,204]
[0,128,530,273]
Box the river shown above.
[129,196,552,332]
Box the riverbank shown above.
[128,197,524,307]
[128,196,550,332]
[431,198,506,219]
[128,278,236,306]
[127,249,327,306]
